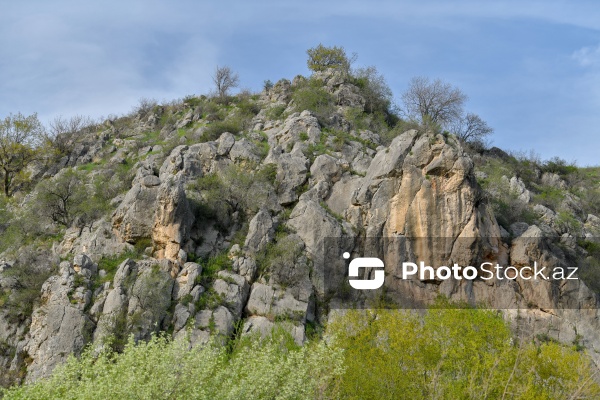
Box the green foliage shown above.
[0,261,53,324]
[352,66,393,114]
[195,288,226,311]
[577,240,600,295]
[541,156,578,176]
[33,168,110,230]
[0,112,44,197]
[193,251,234,310]
[201,119,243,142]
[555,210,582,234]
[256,163,278,185]
[306,43,352,73]
[266,104,286,120]
[133,238,152,255]
[533,185,565,210]
[263,79,274,92]
[476,158,538,229]
[329,303,600,399]
[256,233,305,286]
[196,252,232,287]
[95,250,140,287]
[231,93,261,117]
[199,96,258,142]
[2,332,344,399]
[319,201,344,223]
[189,164,274,229]
[305,141,331,164]
[377,119,421,146]
[324,128,377,152]
[291,79,335,124]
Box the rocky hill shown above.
[1,67,600,387]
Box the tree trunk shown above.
[3,170,9,197]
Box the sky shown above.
[2,1,600,165]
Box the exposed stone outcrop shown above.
[24,260,95,382]
[4,73,600,386]
[151,175,193,263]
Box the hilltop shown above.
[1,52,600,396]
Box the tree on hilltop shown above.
[212,65,239,100]
[401,76,493,145]
[306,44,355,74]
[401,76,467,128]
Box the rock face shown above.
[151,175,193,262]
[24,260,94,382]
[4,71,600,385]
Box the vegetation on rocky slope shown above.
[1,45,600,396]
[3,304,599,399]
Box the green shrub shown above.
[266,104,286,120]
[201,119,243,142]
[34,169,110,230]
[95,250,140,287]
[189,164,274,228]
[196,252,232,287]
[577,242,600,296]
[542,156,578,176]
[256,233,305,285]
[2,332,344,399]
[291,79,335,125]
[352,66,393,115]
[329,302,600,399]
[0,260,53,323]
[533,185,565,210]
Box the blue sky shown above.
[2,1,600,165]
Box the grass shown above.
[93,248,145,290]
[195,252,233,287]
[320,201,344,222]
[266,105,286,120]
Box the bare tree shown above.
[452,113,493,143]
[401,77,467,128]
[45,114,95,157]
[131,97,158,118]
[212,65,239,99]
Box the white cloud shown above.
[572,44,600,67]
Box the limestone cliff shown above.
[1,69,599,384]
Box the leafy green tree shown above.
[34,168,110,233]
[191,164,274,228]
[306,44,354,74]
[0,112,44,197]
